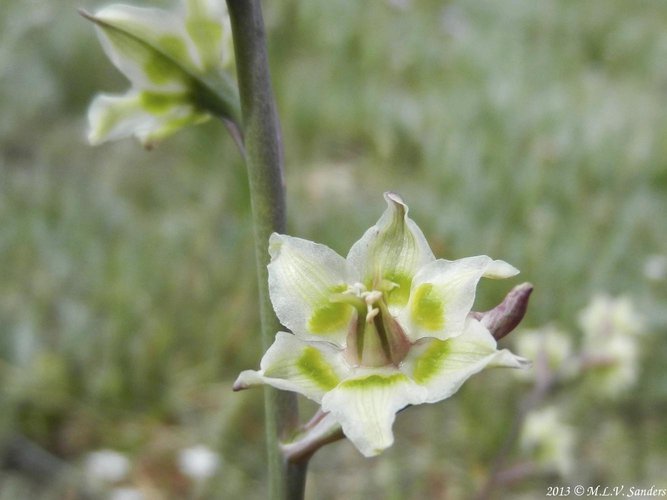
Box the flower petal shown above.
[233,332,350,403]
[321,367,427,457]
[185,0,234,71]
[87,91,208,146]
[399,255,519,341]
[268,234,353,346]
[90,5,195,92]
[401,318,529,403]
[347,192,435,313]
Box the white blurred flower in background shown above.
[514,325,575,380]
[579,295,644,340]
[110,487,145,500]
[643,254,667,282]
[303,162,355,204]
[579,295,646,397]
[520,406,575,477]
[84,449,130,484]
[387,0,412,11]
[177,444,221,480]
[440,5,470,40]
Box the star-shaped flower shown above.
[235,193,528,457]
[83,0,239,147]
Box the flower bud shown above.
[474,282,533,340]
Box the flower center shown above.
[332,282,411,368]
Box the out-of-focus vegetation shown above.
[1,0,666,498]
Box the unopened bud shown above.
[474,282,533,340]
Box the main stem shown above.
[225,1,302,499]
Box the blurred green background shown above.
[1,0,666,498]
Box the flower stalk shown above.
[225,0,301,498]
[281,411,345,464]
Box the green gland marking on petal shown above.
[144,52,186,85]
[412,340,451,383]
[157,35,190,65]
[307,284,353,334]
[340,373,408,389]
[140,91,188,114]
[150,113,209,141]
[186,19,223,67]
[188,20,222,47]
[99,24,187,87]
[411,283,445,331]
[384,272,412,308]
[308,301,353,334]
[296,347,340,390]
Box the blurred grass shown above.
[1,0,666,498]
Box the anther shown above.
[364,290,383,305]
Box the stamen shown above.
[364,290,383,305]
[366,306,380,323]
[347,282,366,296]
[330,292,365,309]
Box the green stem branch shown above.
[225,1,302,498]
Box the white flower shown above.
[579,294,645,397]
[178,445,221,480]
[643,254,667,281]
[84,449,130,484]
[110,488,145,500]
[84,0,238,147]
[235,193,528,457]
[514,325,575,380]
[579,294,644,341]
[521,406,575,477]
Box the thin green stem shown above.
[225,1,302,499]
[286,462,308,499]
